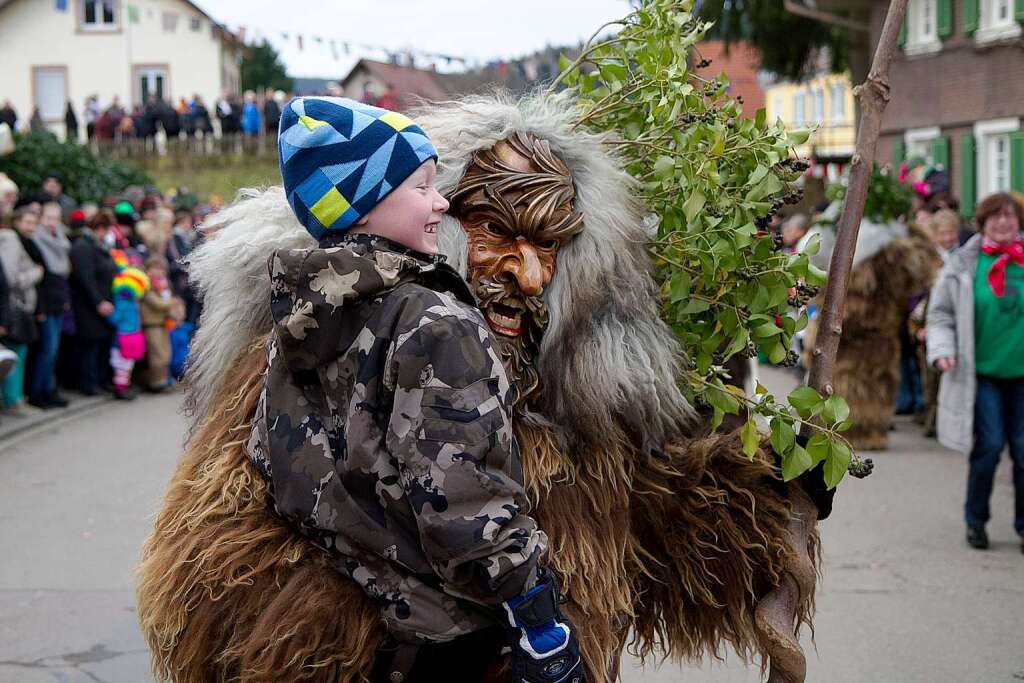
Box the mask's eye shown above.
[538,239,559,250]
[482,222,504,237]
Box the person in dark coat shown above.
[262,89,281,134]
[0,100,17,131]
[65,103,79,143]
[192,96,213,136]
[69,212,118,395]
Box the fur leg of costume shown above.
[807,225,940,450]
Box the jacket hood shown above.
[269,233,473,375]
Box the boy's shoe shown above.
[966,525,989,550]
[0,347,16,380]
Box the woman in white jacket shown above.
[0,207,44,412]
[927,192,1024,552]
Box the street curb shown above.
[0,395,110,447]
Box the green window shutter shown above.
[937,0,953,38]
[1011,131,1024,193]
[893,139,906,166]
[963,0,979,34]
[959,134,976,218]
[1016,0,1024,23]
[930,135,950,170]
[898,16,907,47]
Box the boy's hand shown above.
[935,356,956,373]
[97,301,114,317]
[503,573,585,683]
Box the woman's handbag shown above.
[4,292,38,345]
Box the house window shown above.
[191,16,202,32]
[81,0,117,30]
[905,0,941,54]
[975,118,1020,197]
[904,126,941,162]
[829,84,846,123]
[977,0,1022,42]
[792,92,805,126]
[810,88,824,124]
[33,67,67,123]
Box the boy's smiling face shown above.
[353,160,449,254]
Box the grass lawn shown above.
[141,156,281,202]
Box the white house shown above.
[0,0,242,140]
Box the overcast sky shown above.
[192,0,632,79]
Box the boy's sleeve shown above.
[386,313,545,606]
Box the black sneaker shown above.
[46,393,70,408]
[966,526,989,550]
[27,395,54,410]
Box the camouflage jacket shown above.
[246,233,545,642]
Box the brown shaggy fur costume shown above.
[138,337,815,682]
[807,225,940,450]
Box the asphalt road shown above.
[1,369,1022,682]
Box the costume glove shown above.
[502,571,586,683]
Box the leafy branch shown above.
[551,0,866,487]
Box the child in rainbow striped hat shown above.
[108,263,150,400]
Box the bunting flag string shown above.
[225,21,470,68]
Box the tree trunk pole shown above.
[760,2,910,682]
[806,0,909,396]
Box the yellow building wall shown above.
[765,73,855,159]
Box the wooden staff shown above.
[757,1,911,681]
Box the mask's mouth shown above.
[424,222,438,234]
[485,299,524,337]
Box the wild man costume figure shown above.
[138,93,832,682]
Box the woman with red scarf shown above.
[927,192,1024,553]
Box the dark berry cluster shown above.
[777,158,810,173]
[742,340,758,359]
[778,349,800,367]
[849,457,875,479]
[787,282,819,307]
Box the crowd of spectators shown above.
[0,171,206,423]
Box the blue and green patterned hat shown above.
[278,96,439,240]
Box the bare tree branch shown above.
[758,1,910,680]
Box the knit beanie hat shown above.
[112,266,150,300]
[278,96,438,240]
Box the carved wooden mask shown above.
[449,132,584,409]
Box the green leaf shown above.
[782,443,813,481]
[822,395,850,425]
[770,418,796,456]
[740,418,760,458]
[824,440,852,488]
[747,173,784,202]
[710,405,725,432]
[788,386,824,417]
[788,129,813,145]
[767,339,787,364]
[683,189,706,223]
[752,321,782,338]
[654,155,675,179]
[748,164,769,186]
[806,433,830,465]
[802,232,822,256]
[806,263,828,286]
[680,298,710,315]
[669,271,691,303]
[707,384,741,414]
[755,382,769,396]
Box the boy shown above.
[248,97,584,683]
